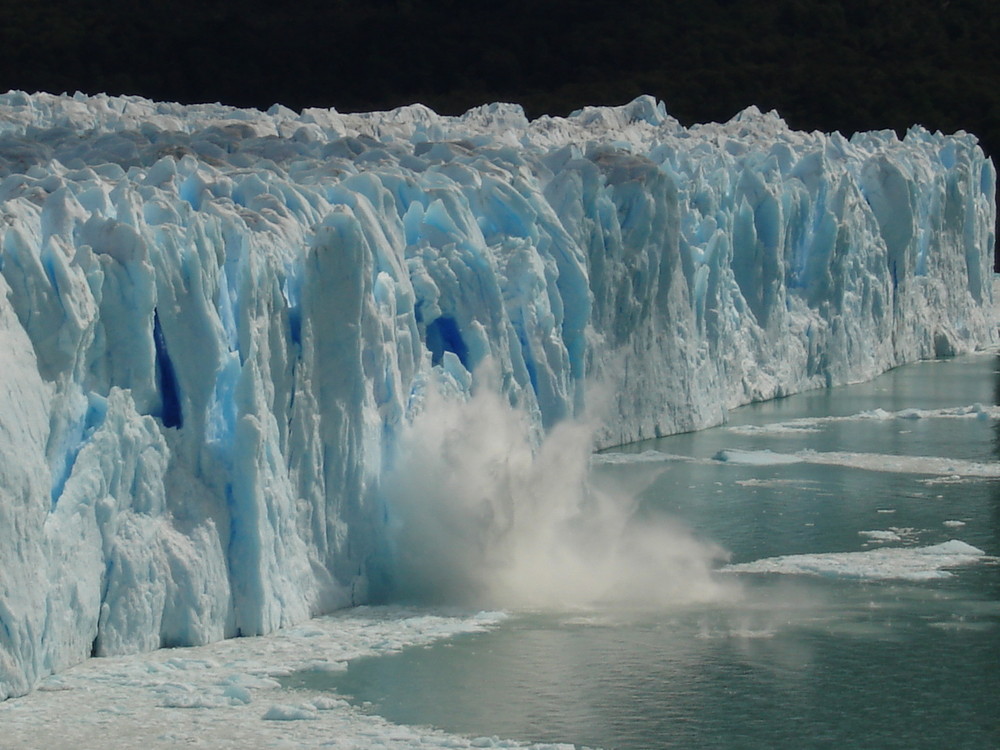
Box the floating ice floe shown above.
[713,449,805,465]
[726,403,1000,435]
[724,540,990,581]
[712,448,1000,478]
[859,529,904,543]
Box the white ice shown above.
[713,449,805,465]
[859,529,905,543]
[0,607,584,749]
[711,448,1000,477]
[592,445,1000,479]
[724,539,990,580]
[726,401,1000,435]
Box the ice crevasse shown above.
[0,91,995,699]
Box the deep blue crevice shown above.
[288,305,302,347]
[100,558,115,603]
[49,447,77,509]
[224,482,238,560]
[514,323,539,395]
[523,353,539,396]
[0,609,11,643]
[153,310,183,428]
[282,273,303,348]
[49,393,108,508]
[426,316,468,368]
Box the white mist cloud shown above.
[377,376,737,610]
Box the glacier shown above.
[0,91,995,700]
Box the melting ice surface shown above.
[0,89,997,711]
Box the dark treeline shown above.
[1,1,998,193]
[1,0,997,152]
[4,0,998,267]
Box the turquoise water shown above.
[286,355,1000,749]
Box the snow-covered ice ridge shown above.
[0,91,995,699]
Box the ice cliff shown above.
[0,92,995,699]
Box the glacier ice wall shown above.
[0,92,995,699]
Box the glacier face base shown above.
[0,92,995,699]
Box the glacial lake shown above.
[284,353,1000,749]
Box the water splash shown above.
[376,377,736,609]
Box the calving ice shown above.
[0,92,995,700]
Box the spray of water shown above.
[377,375,737,610]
